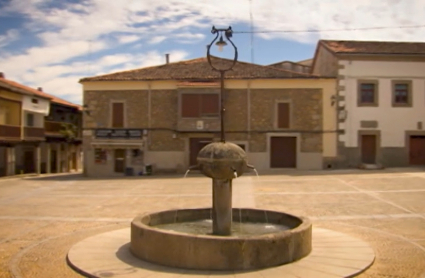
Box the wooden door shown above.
[409,136,425,165]
[270,137,296,168]
[23,150,35,173]
[51,150,57,173]
[114,149,126,173]
[72,152,77,170]
[1,149,6,177]
[361,135,376,164]
[189,138,211,166]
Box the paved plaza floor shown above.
[0,168,425,278]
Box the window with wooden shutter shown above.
[201,94,219,116]
[112,102,124,128]
[182,94,200,117]
[277,103,290,129]
[181,93,219,118]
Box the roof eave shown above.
[0,82,52,100]
[336,52,425,57]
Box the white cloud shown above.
[117,35,140,44]
[0,29,20,47]
[0,0,424,104]
[6,50,189,105]
[149,36,167,44]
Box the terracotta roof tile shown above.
[0,77,81,110]
[321,40,425,55]
[80,56,322,82]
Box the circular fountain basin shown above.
[130,208,312,271]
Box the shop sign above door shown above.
[94,129,144,139]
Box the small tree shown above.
[59,123,78,142]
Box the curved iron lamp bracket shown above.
[206,26,238,72]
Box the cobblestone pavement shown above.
[1,168,425,278]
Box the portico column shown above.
[65,143,70,172]
[57,143,62,173]
[77,144,82,171]
[6,147,16,176]
[35,144,41,175]
[46,143,51,174]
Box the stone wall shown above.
[84,90,149,128]
[226,89,248,132]
[312,46,338,76]
[250,89,323,153]
[151,90,178,129]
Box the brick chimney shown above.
[0,72,4,78]
[37,87,43,91]
[165,53,170,64]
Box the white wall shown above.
[24,111,44,128]
[22,95,50,115]
[338,60,425,148]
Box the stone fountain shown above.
[130,142,312,270]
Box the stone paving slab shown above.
[1,169,425,277]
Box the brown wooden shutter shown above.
[112,102,124,128]
[277,103,290,128]
[201,94,219,116]
[182,94,200,117]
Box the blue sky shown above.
[0,0,424,104]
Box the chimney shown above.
[165,53,170,64]
[0,72,4,78]
[37,87,43,91]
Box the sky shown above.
[0,0,424,105]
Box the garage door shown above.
[410,136,425,165]
[270,136,296,168]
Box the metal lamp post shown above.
[206,26,238,143]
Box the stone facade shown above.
[84,90,150,129]
[250,89,323,153]
[83,84,328,176]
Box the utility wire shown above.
[233,24,425,34]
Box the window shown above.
[26,113,34,127]
[277,102,290,129]
[181,94,219,118]
[392,81,412,107]
[31,98,38,104]
[358,80,378,106]
[0,105,9,124]
[112,102,124,127]
[94,148,107,164]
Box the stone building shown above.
[312,40,425,167]
[80,57,337,177]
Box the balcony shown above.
[45,120,82,140]
[24,127,45,140]
[45,121,63,135]
[0,124,21,141]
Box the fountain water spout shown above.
[246,164,255,169]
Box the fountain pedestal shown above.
[197,142,247,235]
[212,179,232,235]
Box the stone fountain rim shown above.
[132,207,311,240]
